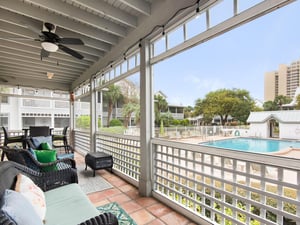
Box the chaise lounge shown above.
[0,161,118,225]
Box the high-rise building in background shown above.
[264,59,300,102]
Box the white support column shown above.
[69,92,75,147]
[139,39,153,196]
[90,78,97,153]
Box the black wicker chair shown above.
[52,126,69,151]
[0,161,118,225]
[29,126,51,137]
[2,147,76,173]
[1,126,26,161]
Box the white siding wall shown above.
[249,123,268,138]
[279,123,300,139]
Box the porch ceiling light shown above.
[47,72,54,79]
[41,41,58,52]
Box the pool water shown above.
[200,138,300,153]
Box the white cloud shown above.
[183,74,227,97]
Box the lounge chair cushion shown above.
[44,183,99,225]
[0,189,43,225]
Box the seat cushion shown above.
[44,183,99,225]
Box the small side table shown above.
[85,152,113,177]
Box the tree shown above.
[194,98,213,125]
[184,106,194,118]
[296,95,300,109]
[104,84,122,127]
[263,95,292,111]
[230,89,255,124]
[200,89,255,125]
[122,101,140,127]
[263,101,277,111]
[274,95,291,110]
[154,94,168,126]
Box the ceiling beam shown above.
[0,48,89,70]
[71,0,138,28]
[119,0,151,16]
[26,0,127,37]
[1,60,82,77]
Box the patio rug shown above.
[77,163,113,194]
[97,202,137,225]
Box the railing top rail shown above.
[152,138,300,171]
[98,131,140,141]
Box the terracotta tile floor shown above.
[75,153,197,225]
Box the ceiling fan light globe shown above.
[41,41,58,52]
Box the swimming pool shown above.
[199,138,300,153]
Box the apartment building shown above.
[264,59,300,101]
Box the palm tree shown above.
[104,84,122,127]
[154,94,168,126]
[122,102,140,128]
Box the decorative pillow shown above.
[0,189,43,225]
[40,142,52,150]
[34,150,57,163]
[31,136,52,149]
[14,174,46,222]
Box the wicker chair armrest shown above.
[37,157,76,171]
[6,160,78,191]
[52,143,74,153]
[78,213,118,225]
[39,167,78,191]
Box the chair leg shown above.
[1,150,5,161]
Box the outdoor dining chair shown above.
[1,126,26,161]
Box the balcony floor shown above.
[75,153,197,225]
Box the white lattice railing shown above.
[74,130,91,153]
[73,131,300,225]
[152,139,300,225]
[96,132,140,185]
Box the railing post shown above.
[139,39,153,196]
[90,77,97,153]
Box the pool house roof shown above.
[247,110,300,123]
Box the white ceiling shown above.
[0,0,199,91]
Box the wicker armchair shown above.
[26,137,74,159]
[0,160,77,192]
[2,147,76,174]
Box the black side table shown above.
[85,152,113,177]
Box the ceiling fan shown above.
[38,22,84,60]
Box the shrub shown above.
[109,119,123,126]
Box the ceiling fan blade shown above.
[60,38,84,45]
[41,49,50,58]
[0,77,8,83]
[58,44,84,60]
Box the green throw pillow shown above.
[34,150,57,163]
[39,142,52,150]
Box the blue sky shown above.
[153,1,300,107]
